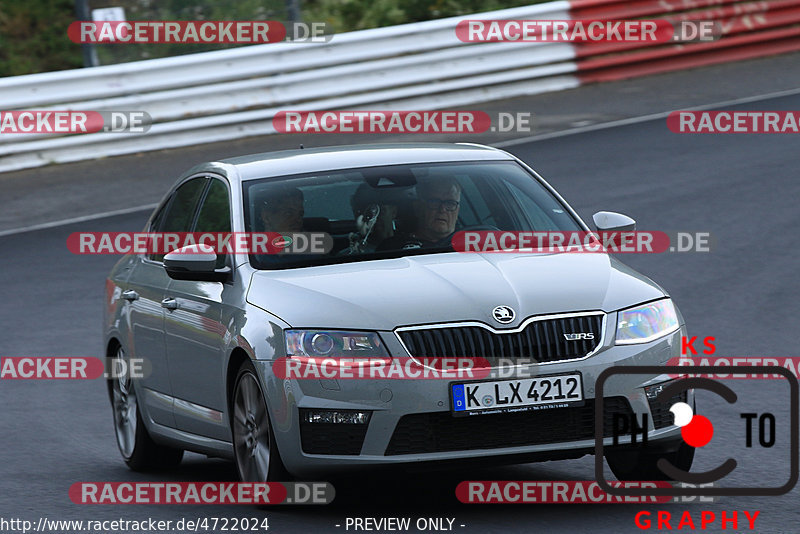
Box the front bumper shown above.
[255,321,687,476]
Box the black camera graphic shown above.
[594,365,798,497]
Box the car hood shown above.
[247,252,666,330]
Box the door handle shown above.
[161,297,178,310]
[121,289,139,301]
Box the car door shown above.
[163,176,234,440]
[127,176,208,428]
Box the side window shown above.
[144,201,169,261]
[193,179,232,269]
[150,177,208,262]
[148,200,169,233]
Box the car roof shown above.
[215,143,514,181]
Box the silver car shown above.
[103,143,692,482]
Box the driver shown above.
[253,185,306,261]
[414,177,461,244]
[378,177,461,250]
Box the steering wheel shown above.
[395,226,501,250]
[398,238,424,250]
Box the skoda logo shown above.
[492,305,515,324]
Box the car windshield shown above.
[242,160,583,269]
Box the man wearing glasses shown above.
[377,177,462,250]
[414,177,461,244]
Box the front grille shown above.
[649,390,688,429]
[385,397,631,455]
[396,313,603,365]
[299,411,369,455]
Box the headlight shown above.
[615,298,679,345]
[285,330,388,358]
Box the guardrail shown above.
[1,0,799,173]
[571,0,800,82]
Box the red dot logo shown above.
[670,402,714,447]
[681,414,714,447]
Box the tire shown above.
[110,345,183,471]
[231,359,288,482]
[605,440,695,481]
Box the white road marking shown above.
[493,86,800,147]
[0,204,157,237]
[3,86,800,236]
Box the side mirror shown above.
[592,211,636,232]
[164,244,230,282]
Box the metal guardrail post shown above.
[287,0,301,25]
[74,0,99,68]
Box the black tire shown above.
[605,440,695,481]
[110,345,183,471]
[231,359,289,482]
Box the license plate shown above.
[451,374,583,416]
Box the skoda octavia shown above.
[103,143,692,482]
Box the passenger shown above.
[259,186,304,233]
[342,183,399,254]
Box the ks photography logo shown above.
[594,366,798,497]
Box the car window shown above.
[193,178,232,269]
[303,179,362,221]
[149,177,208,262]
[148,200,169,233]
[505,180,569,231]
[456,174,496,227]
[242,161,582,270]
